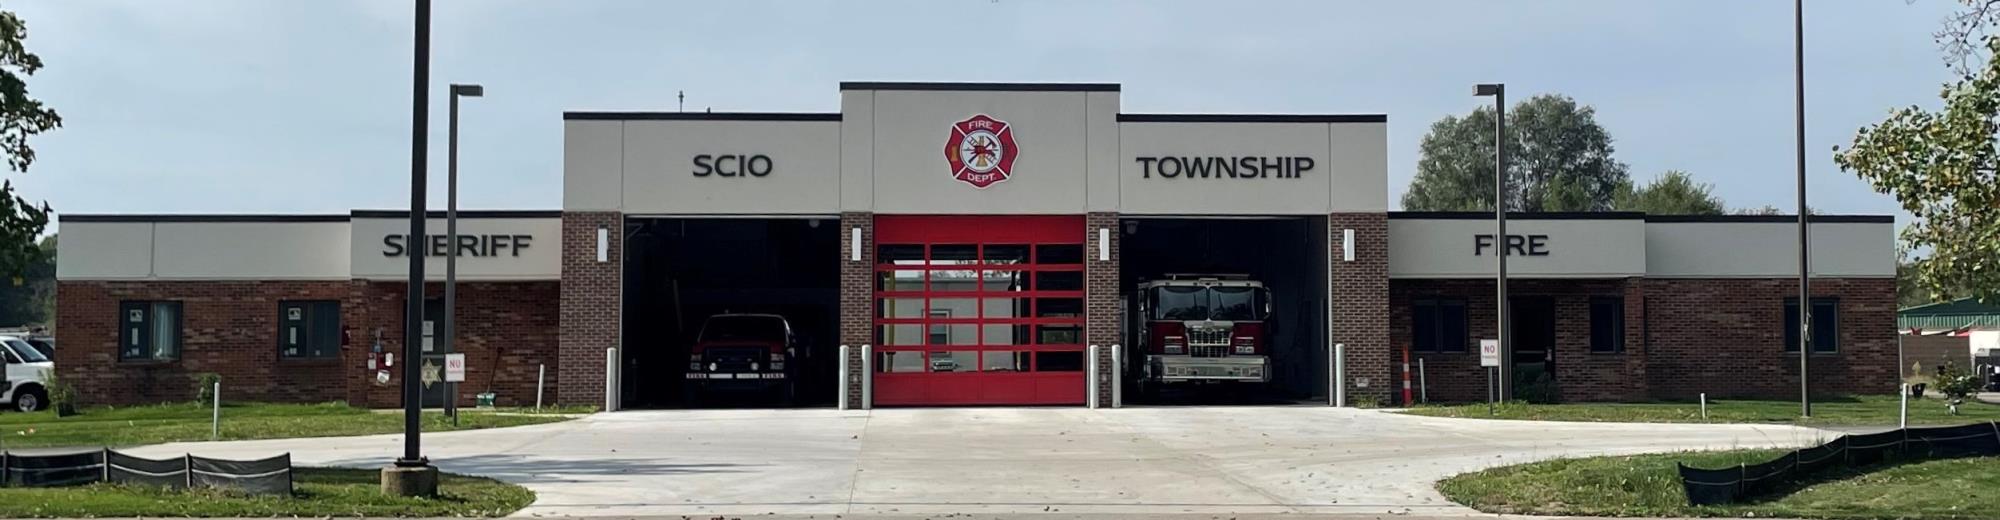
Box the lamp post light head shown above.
[451,84,484,97]
[1475,83,1503,97]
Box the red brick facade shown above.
[839,212,873,409]
[559,211,620,407]
[1388,277,1895,403]
[1329,213,1391,405]
[54,280,558,407]
[1085,212,1120,406]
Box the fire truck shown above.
[1127,274,1273,394]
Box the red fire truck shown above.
[1127,274,1273,395]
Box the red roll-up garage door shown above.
[873,215,1087,406]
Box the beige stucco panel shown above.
[1646,222,1894,277]
[350,217,561,280]
[1117,122,1334,215]
[621,120,841,215]
[868,90,1089,214]
[1329,122,1389,212]
[1389,218,1647,278]
[563,120,624,212]
[151,222,350,280]
[55,222,156,280]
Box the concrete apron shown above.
[125,407,1834,518]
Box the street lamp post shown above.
[1794,0,1812,418]
[384,0,438,498]
[1476,83,1509,400]
[445,83,482,425]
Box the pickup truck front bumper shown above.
[685,372,788,380]
[1146,354,1270,383]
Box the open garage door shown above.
[621,217,840,408]
[1120,217,1329,404]
[872,215,1088,406]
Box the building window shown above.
[928,310,952,345]
[1783,297,1838,353]
[119,301,183,361]
[280,301,341,359]
[1412,299,1467,353]
[1589,297,1624,353]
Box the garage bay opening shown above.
[621,217,840,408]
[1120,217,1330,405]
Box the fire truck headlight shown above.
[751,362,760,371]
[770,361,785,370]
[1163,343,1185,355]
[1234,345,1255,354]
[707,362,719,372]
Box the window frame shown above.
[1589,296,1625,354]
[1782,297,1839,354]
[118,300,184,362]
[278,300,341,360]
[1411,298,1468,353]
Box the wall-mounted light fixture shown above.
[850,227,863,262]
[595,226,609,263]
[1097,228,1110,261]
[1342,229,1356,262]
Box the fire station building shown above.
[53,82,1896,410]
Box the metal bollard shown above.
[838,345,851,411]
[211,381,221,441]
[1111,344,1123,409]
[604,347,618,412]
[1418,358,1428,404]
[1333,343,1347,407]
[1900,384,1909,429]
[861,345,873,410]
[536,364,546,413]
[1087,345,1101,409]
[1700,393,1708,420]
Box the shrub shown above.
[40,368,78,415]
[1933,361,1979,415]
[193,372,222,406]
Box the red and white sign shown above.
[1479,339,1500,367]
[944,114,1018,189]
[444,353,467,383]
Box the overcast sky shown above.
[4,0,1966,227]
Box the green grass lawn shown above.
[0,402,583,449]
[1439,450,2000,520]
[1402,394,2000,426]
[0,467,532,518]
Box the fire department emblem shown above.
[944,114,1017,189]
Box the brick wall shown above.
[1328,213,1390,405]
[343,281,560,408]
[1085,212,1120,406]
[56,280,356,405]
[838,212,873,408]
[1388,278,1644,403]
[559,211,620,407]
[1386,276,1896,402]
[1642,277,1897,399]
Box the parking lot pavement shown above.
[126,406,1834,518]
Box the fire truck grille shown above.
[1187,328,1231,346]
[1190,345,1230,358]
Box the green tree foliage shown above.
[1403,94,1631,212]
[0,233,52,326]
[0,10,60,279]
[1835,35,2000,303]
[1613,170,1726,215]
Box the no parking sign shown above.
[1479,339,1500,367]
[444,353,467,383]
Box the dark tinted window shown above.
[699,316,788,344]
[1413,299,1467,353]
[1590,297,1624,353]
[1784,298,1838,353]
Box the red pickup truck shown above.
[683,314,798,404]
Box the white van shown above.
[1,334,53,412]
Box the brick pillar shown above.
[839,212,874,409]
[1329,213,1391,405]
[1085,212,1121,407]
[559,211,620,407]
[1622,278,1650,399]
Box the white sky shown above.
[4,0,1966,229]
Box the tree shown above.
[0,233,52,326]
[0,10,60,279]
[1403,94,1631,212]
[1835,34,2000,303]
[1613,170,1726,215]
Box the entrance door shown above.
[873,216,1087,406]
[1508,296,1557,402]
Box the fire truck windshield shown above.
[1148,286,1270,321]
[1150,286,1209,320]
[698,315,787,343]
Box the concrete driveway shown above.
[127,406,1835,517]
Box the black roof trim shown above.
[839,82,1120,92]
[1119,113,1387,123]
[350,210,563,219]
[61,214,350,223]
[563,112,841,121]
[1645,214,1895,223]
[1389,211,1646,220]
